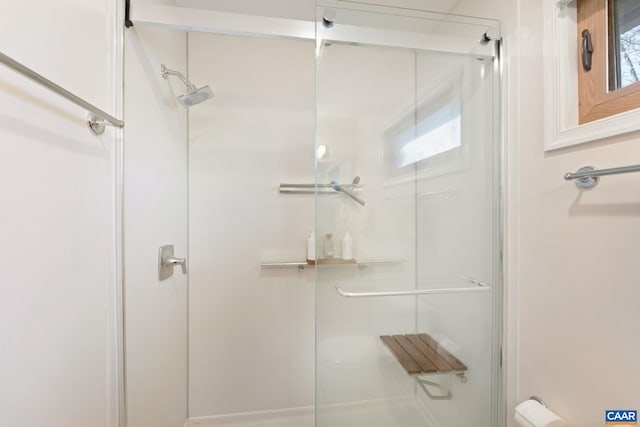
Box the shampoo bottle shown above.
[307,231,316,262]
[323,233,334,259]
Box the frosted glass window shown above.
[396,101,461,168]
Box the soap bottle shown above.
[323,233,334,259]
[341,232,353,260]
[306,231,316,263]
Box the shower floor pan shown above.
[187,397,433,427]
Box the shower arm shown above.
[161,64,197,92]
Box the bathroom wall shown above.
[187,33,316,419]
[0,0,120,426]
[510,1,640,425]
[123,25,189,427]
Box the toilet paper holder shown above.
[529,396,546,407]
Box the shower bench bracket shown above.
[380,333,467,400]
[417,375,451,400]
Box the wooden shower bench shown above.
[380,333,467,400]
[380,333,467,375]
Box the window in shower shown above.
[396,99,461,168]
[383,84,462,182]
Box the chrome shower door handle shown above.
[158,245,187,280]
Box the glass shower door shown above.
[315,3,501,427]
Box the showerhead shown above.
[176,85,214,107]
[161,64,214,108]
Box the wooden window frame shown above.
[578,0,640,124]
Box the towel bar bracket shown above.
[87,113,116,136]
[568,166,599,189]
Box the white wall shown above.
[511,1,640,425]
[124,25,189,427]
[187,33,316,418]
[0,0,120,426]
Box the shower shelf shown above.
[260,258,403,271]
[380,333,468,400]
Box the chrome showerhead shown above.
[176,85,214,107]
[161,64,214,108]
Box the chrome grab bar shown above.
[335,283,490,298]
[0,51,124,135]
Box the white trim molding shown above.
[129,3,314,40]
[543,0,640,151]
[129,3,497,57]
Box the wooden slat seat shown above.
[380,333,467,375]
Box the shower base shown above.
[187,396,436,427]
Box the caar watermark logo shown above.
[606,410,637,425]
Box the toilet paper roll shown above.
[515,400,569,427]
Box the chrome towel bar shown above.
[335,282,490,298]
[564,164,640,189]
[0,51,124,135]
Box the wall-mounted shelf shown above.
[260,258,404,271]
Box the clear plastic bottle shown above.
[323,233,334,259]
[341,232,353,260]
[306,231,316,262]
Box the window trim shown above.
[577,0,640,124]
[543,0,640,151]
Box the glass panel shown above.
[609,0,640,89]
[315,3,500,427]
[414,48,499,427]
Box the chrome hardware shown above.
[417,375,451,400]
[335,282,491,298]
[330,181,365,206]
[564,164,640,189]
[0,51,124,135]
[279,179,365,206]
[161,64,196,92]
[260,259,404,271]
[87,113,121,136]
[261,261,309,271]
[416,372,467,400]
[529,396,546,407]
[323,8,336,28]
[158,245,187,281]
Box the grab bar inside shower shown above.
[279,179,365,206]
[0,51,124,136]
[335,281,490,298]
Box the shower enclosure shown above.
[314,4,501,426]
[123,2,501,427]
